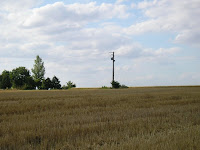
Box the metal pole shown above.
[110,52,115,83]
[110,52,115,82]
[112,52,115,82]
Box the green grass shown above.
[0,87,200,150]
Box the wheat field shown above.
[0,87,200,150]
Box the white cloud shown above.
[137,0,157,9]
[125,19,163,35]
[0,0,42,12]
[127,0,200,47]
[115,43,179,60]
[174,28,200,47]
[22,2,129,28]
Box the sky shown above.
[0,0,200,87]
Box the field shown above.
[0,87,200,150]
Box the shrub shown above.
[62,85,69,89]
[111,80,121,89]
[62,81,76,89]
[101,86,110,89]
[120,84,129,88]
[67,81,76,89]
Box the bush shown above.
[101,86,110,89]
[120,84,129,88]
[111,81,129,89]
[111,80,121,89]
[62,81,76,89]
[62,85,69,89]
[67,81,76,88]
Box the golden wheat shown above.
[0,87,200,150]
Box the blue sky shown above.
[0,0,200,87]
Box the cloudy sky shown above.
[0,0,200,87]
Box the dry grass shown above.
[0,87,200,150]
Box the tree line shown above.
[0,55,76,90]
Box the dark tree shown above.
[0,75,2,88]
[51,76,61,89]
[41,77,52,90]
[0,70,12,89]
[25,76,36,90]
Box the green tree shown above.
[62,81,76,89]
[10,67,35,90]
[31,55,45,89]
[67,81,76,88]
[0,70,12,89]
[52,76,61,89]
[41,77,52,90]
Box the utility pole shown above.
[110,52,115,82]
